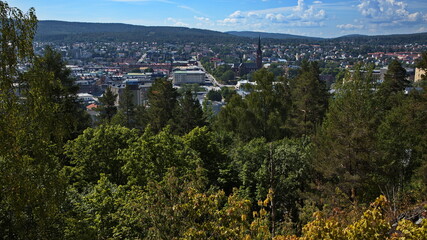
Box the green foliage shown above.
[206,89,223,101]
[183,127,229,188]
[97,87,118,123]
[174,90,206,135]
[0,3,69,239]
[215,94,259,141]
[215,68,291,141]
[116,85,136,128]
[288,60,329,137]
[120,126,200,186]
[314,67,378,202]
[146,78,178,133]
[25,46,90,143]
[64,175,124,240]
[64,125,139,187]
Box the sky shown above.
[9,0,427,38]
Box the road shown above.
[198,61,224,88]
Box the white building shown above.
[173,70,205,85]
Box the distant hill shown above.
[333,32,427,44]
[226,31,322,41]
[35,20,247,43]
[35,20,427,45]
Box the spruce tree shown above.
[146,78,178,132]
[376,59,408,112]
[98,87,118,123]
[314,67,378,202]
[174,90,205,134]
[115,84,136,128]
[288,60,328,137]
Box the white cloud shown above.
[336,23,364,30]
[358,0,425,23]
[313,1,322,4]
[194,16,213,27]
[416,26,427,33]
[218,0,326,27]
[166,17,189,27]
[229,11,244,18]
[112,0,175,3]
[194,16,210,22]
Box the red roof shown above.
[86,104,98,110]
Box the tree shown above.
[246,68,291,141]
[26,46,90,143]
[377,59,409,111]
[220,69,235,83]
[206,89,222,101]
[145,78,178,132]
[215,68,291,141]
[174,90,205,134]
[183,127,230,190]
[288,60,329,137]
[314,67,378,202]
[381,59,409,93]
[120,126,199,186]
[215,94,259,141]
[97,87,117,123]
[0,3,67,238]
[64,125,139,187]
[113,85,136,128]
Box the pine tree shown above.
[26,46,90,143]
[97,86,117,123]
[146,78,178,132]
[174,90,205,134]
[314,67,378,202]
[116,84,136,128]
[247,68,290,141]
[377,59,409,111]
[288,60,328,137]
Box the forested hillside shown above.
[1,2,427,239]
[36,20,427,45]
[36,20,247,44]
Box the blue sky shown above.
[10,0,427,38]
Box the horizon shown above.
[37,19,427,39]
[12,0,427,38]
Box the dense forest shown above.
[36,20,427,45]
[1,2,427,239]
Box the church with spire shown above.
[232,37,263,77]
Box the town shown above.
[32,37,427,119]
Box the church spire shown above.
[256,36,262,69]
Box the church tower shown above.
[256,36,262,69]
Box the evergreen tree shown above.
[377,59,409,111]
[174,90,205,134]
[97,87,117,123]
[288,60,328,137]
[113,85,136,128]
[215,68,291,141]
[381,59,409,93]
[26,46,90,143]
[146,78,178,132]
[246,68,291,141]
[314,67,378,202]
[215,94,259,141]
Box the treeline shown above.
[36,21,248,44]
[2,2,427,239]
[36,20,427,45]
